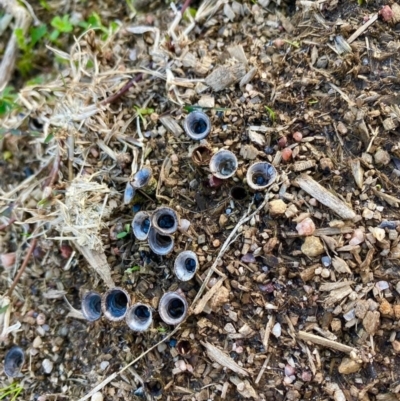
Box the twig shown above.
[347,13,378,44]
[297,331,357,355]
[7,237,38,297]
[191,197,268,314]
[255,354,271,385]
[78,325,181,401]
[101,73,143,106]
[0,216,17,231]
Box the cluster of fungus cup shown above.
[80,253,197,330]
[81,288,189,330]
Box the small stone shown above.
[36,313,46,325]
[240,144,259,160]
[379,299,394,317]
[321,256,331,267]
[393,340,400,353]
[349,228,365,246]
[320,158,333,172]
[338,358,361,374]
[241,253,256,263]
[362,208,374,220]
[91,392,104,401]
[157,343,167,353]
[224,323,236,334]
[281,147,292,161]
[0,252,16,269]
[212,239,220,247]
[269,200,287,216]
[301,236,324,257]
[197,234,206,245]
[293,131,303,142]
[272,322,281,338]
[331,318,341,332]
[296,217,316,236]
[380,5,393,22]
[394,305,400,320]
[219,214,228,228]
[362,310,380,335]
[321,268,330,278]
[355,300,369,319]
[374,149,390,165]
[42,358,54,374]
[100,361,110,370]
[278,137,287,147]
[33,336,42,348]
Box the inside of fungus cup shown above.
[134,305,151,321]
[107,291,128,317]
[167,298,185,318]
[184,257,196,272]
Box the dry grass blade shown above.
[295,174,356,220]
[201,341,249,377]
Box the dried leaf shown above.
[201,341,249,376]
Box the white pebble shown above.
[91,392,104,401]
[42,358,54,374]
[272,322,281,338]
[157,343,167,353]
[376,281,389,291]
[100,361,109,371]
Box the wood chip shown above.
[229,377,259,399]
[205,63,246,91]
[201,341,249,377]
[295,174,356,220]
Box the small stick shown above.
[78,325,181,401]
[255,354,271,385]
[297,331,357,355]
[191,197,267,314]
[101,73,143,106]
[7,237,38,297]
[0,216,16,231]
[347,13,378,44]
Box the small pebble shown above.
[321,268,330,278]
[374,148,391,165]
[226,208,232,215]
[380,5,393,22]
[91,392,104,401]
[0,252,16,269]
[293,131,303,142]
[272,322,281,338]
[42,358,54,374]
[36,313,46,326]
[281,147,292,161]
[296,217,316,236]
[264,146,274,155]
[33,336,42,348]
[301,371,312,382]
[100,361,110,370]
[278,137,287,148]
[321,256,331,267]
[376,281,389,291]
[284,364,295,376]
[241,253,256,263]
[349,228,365,246]
[212,239,221,247]
[157,343,167,353]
